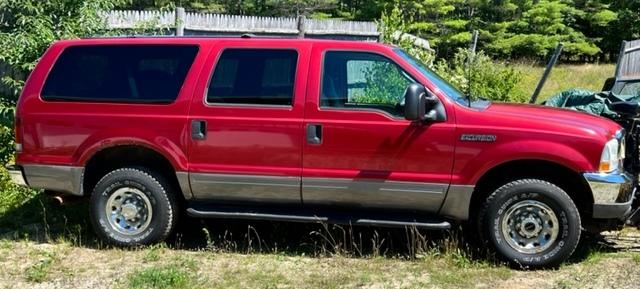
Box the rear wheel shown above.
[478,179,581,268]
[89,167,178,246]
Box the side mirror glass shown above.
[404,83,440,122]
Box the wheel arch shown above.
[82,144,191,200]
[467,159,593,222]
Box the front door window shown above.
[321,51,413,117]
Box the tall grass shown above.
[512,63,616,103]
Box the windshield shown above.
[394,48,467,105]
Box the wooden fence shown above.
[104,8,380,40]
[616,39,640,81]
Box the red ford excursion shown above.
[6,37,634,267]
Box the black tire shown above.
[89,167,178,246]
[477,179,581,268]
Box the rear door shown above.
[187,40,311,204]
[301,43,456,212]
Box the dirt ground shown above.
[1,227,640,289]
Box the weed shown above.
[143,244,166,263]
[0,240,12,250]
[555,279,575,289]
[584,249,606,265]
[633,253,640,265]
[24,250,58,283]
[126,259,203,289]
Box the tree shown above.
[0,0,125,102]
[487,0,600,60]
[0,0,124,162]
[602,0,640,60]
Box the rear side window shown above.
[42,45,198,104]
[207,49,298,106]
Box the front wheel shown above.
[89,167,178,246]
[478,179,581,268]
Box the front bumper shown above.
[584,170,634,219]
[6,165,27,186]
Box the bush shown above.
[0,166,37,216]
[379,3,525,103]
[0,125,13,166]
[434,49,526,102]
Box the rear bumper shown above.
[583,171,634,219]
[5,164,84,196]
[6,165,27,186]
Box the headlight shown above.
[599,137,624,172]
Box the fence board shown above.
[618,39,640,81]
[103,10,378,37]
[105,10,175,29]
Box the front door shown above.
[188,41,311,204]
[302,46,456,212]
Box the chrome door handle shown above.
[307,124,322,145]
[191,120,207,140]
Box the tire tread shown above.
[90,167,178,246]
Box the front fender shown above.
[454,139,596,185]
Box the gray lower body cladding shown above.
[21,164,84,196]
[187,172,474,219]
[9,165,475,221]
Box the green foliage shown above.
[0,166,37,215]
[378,3,434,65]
[434,49,525,102]
[126,259,203,289]
[111,0,640,61]
[0,0,123,162]
[24,251,58,283]
[486,0,601,59]
[0,124,13,165]
[351,61,411,105]
[0,0,124,93]
[379,2,524,103]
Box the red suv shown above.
[7,37,633,267]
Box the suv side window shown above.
[321,51,413,116]
[207,49,298,106]
[42,45,198,103]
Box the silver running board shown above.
[186,207,451,230]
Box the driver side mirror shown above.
[403,83,442,122]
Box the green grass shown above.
[0,166,38,216]
[143,244,166,263]
[24,250,58,283]
[633,253,640,265]
[512,63,616,103]
[126,259,205,289]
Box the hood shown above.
[484,102,622,139]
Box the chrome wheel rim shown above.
[501,200,559,254]
[105,187,153,235]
